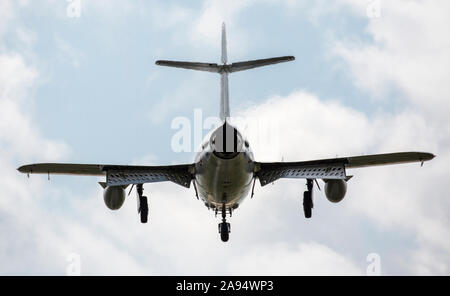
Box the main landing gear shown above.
[218,204,231,242]
[137,184,149,223]
[303,179,314,219]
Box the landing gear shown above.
[137,184,149,223]
[219,222,230,242]
[303,179,314,219]
[303,191,312,218]
[218,204,231,242]
[139,196,148,223]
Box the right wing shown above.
[17,163,195,188]
[255,152,435,186]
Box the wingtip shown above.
[421,152,435,161]
[282,56,295,61]
[17,165,29,173]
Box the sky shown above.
[0,0,449,275]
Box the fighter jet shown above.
[18,23,434,242]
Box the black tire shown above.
[303,191,312,219]
[140,196,148,223]
[220,223,230,242]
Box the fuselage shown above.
[194,121,255,211]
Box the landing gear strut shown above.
[137,184,149,223]
[218,204,231,242]
[303,179,313,219]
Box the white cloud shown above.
[326,1,450,273]
[0,53,69,162]
[0,2,71,274]
[2,177,362,275]
[238,91,374,161]
[0,53,36,101]
[237,89,447,275]
[228,242,361,275]
[0,0,16,40]
[192,0,251,39]
[189,0,266,59]
[409,246,449,275]
[334,0,450,123]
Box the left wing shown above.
[255,152,434,186]
[17,163,195,188]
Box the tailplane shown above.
[155,56,294,73]
[155,23,295,120]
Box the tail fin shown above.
[220,22,229,120]
[221,22,227,64]
[155,22,295,120]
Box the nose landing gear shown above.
[218,204,231,242]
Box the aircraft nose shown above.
[211,122,243,158]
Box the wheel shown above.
[219,222,230,242]
[303,191,312,219]
[139,196,148,223]
[220,230,229,242]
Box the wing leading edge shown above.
[17,163,195,188]
[255,152,435,187]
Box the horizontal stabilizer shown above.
[155,60,220,73]
[156,56,295,74]
[228,56,295,73]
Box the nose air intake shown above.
[211,122,242,159]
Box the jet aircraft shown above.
[18,24,435,242]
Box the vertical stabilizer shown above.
[220,22,230,121]
[221,22,227,64]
